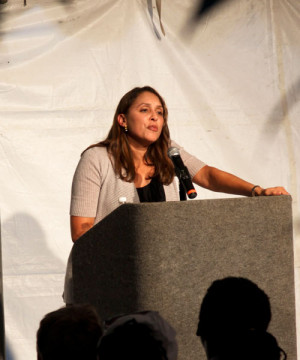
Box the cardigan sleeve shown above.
[70,147,102,217]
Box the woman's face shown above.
[118,91,165,148]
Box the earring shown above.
[124,124,128,132]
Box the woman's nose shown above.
[150,110,158,121]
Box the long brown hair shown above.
[85,86,175,184]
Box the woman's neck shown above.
[127,140,155,187]
[128,139,148,167]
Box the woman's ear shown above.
[117,114,127,128]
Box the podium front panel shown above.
[72,196,296,360]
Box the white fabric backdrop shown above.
[0,0,299,359]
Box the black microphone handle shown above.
[172,155,197,199]
[169,153,185,170]
[180,167,197,199]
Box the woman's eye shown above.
[157,111,163,116]
[141,108,147,112]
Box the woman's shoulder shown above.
[170,139,182,150]
[81,145,108,159]
[78,145,112,171]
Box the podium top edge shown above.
[117,195,292,208]
[98,195,292,222]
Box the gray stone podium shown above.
[72,196,296,360]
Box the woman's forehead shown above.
[132,91,162,107]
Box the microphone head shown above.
[187,189,197,199]
[167,147,180,158]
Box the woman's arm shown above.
[70,216,95,242]
[193,165,289,196]
[70,147,102,242]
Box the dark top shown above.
[137,177,166,202]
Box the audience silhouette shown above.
[36,277,288,360]
[36,304,102,360]
[98,310,178,360]
[197,277,286,360]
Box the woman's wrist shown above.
[251,185,265,197]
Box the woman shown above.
[70,86,289,242]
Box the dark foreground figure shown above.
[197,277,287,360]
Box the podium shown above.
[71,196,296,360]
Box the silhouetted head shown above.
[197,277,272,358]
[36,304,102,360]
[212,329,286,360]
[98,311,177,360]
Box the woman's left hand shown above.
[260,186,290,196]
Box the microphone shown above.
[168,147,197,199]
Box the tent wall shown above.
[0,1,299,359]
